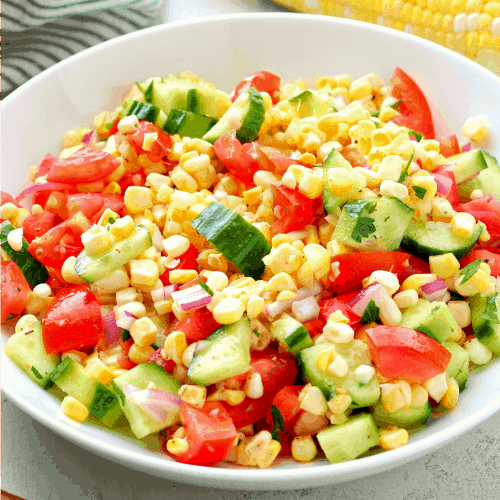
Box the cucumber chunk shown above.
[188,316,252,386]
[447,150,489,185]
[191,202,271,280]
[468,293,500,355]
[1,221,49,287]
[4,321,60,389]
[457,151,500,199]
[75,224,152,283]
[372,402,432,429]
[289,90,334,119]
[399,299,460,343]
[332,196,414,251]
[317,414,380,464]
[110,362,181,439]
[50,357,122,427]
[203,88,265,144]
[270,313,313,355]
[402,220,482,260]
[443,342,470,391]
[164,109,216,138]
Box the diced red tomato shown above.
[241,142,270,171]
[259,147,297,176]
[233,70,281,104]
[319,296,361,326]
[47,147,119,185]
[456,195,500,244]
[42,286,104,353]
[460,248,500,277]
[32,153,58,206]
[1,191,20,208]
[148,347,175,374]
[439,134,460,158]
[1,262,31,323]
[433,169,459,207]
[159,245,199,285]
[222,349,298,429]
[170,307,220,343]
[265,385,304,433]
[127,121,172,163]
[117,335,137,370]
[165,401,237,465]
[329,252,410,295]
[213,134,260,184]
[390,67,435,140]
[22,210,57,243]
[66,193,124,223]
[118,171,147,192]
[399,255,431,284]
[302,317,326,337]
[365,326,451,384]
[270,182,322,235]
[339,146,366,168]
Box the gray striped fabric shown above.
[2,0,165,98]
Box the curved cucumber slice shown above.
[443,342,470,391]
[270,313,313,355]
[322,148,354,215]
[372,402,432,429]
[469,293,500,355]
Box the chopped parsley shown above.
[198,280,214,297]
[270,404,285,443]
[482,293,500,324]
[459,259,482,285]
[108,217,116,225]
[412,185,427,200]
[360,299,380,323]
[398,150,415,183]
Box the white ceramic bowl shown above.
[2,12,500,491]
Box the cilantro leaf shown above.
[351,217,376,243]
[413,185,427,200]
[253,328,260,337]
[459,259,482,285]
[398,150,415,183]
[122,329,131,342]
[344,199,376,219]
[31,366,43,380]
[5,313,16,323]
[198,280,214,297]
[270,404,285,443]
[482,293,500,324]
[406,129,424,141]
[108,217,116,225]
[360,299,380,323]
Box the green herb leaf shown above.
[270,404,285,443]
[459,259,482,285]
[31,366,43,379]
[198,280,214,297]
[122,329,131,342]
[392,99,402,110]
[344,199,376,219]
[351,217,376,243]
[143,80,154,103]
[406,129,424,141]
[5,313,16,324]
[482,293,500,324]
[253,328,260,337]
[108,217,116,225]
[360,299,380,323]
[413,185,427,200]
[398,150,415,183]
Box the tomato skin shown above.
[148,347,175,374]
[1,191,20,208]
[213,134,259,184]
[42,286,104,354]
[390,67,435,139]
[169,307,220,343]
[460,248,500,277]
[159,245,199,285]
[119,171,147,192]
[128,122,172,163]
[265,385,304,431]
[47,147,119,184]
[1,262,31,323]
[456,195,500,244]
[302,317,326,337]
[329,252,410,294]
[365,326,451,384]
[399,255,431,284]
[319,296,360,326]
[166,401,237,465]
[66,193,124,223]
[439,135,460,158]
[222,349,298,429]
[117,336,137,370]
[241,142,270,171]
[22,210,56,243]
[259,147,297,176]
[233,70,281,104]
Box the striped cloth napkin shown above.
[2,0,165,98]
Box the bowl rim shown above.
[2,11,500,490]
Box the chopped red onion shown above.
[123,383,181,422]
[348,283,390,316]
[116,310,137,330]
[171,285,212,312]
[81,130,97,146]
[420,279,448,302]
[433,173,453,198]
[265,282,323,318]
[332,94,347,111]
[462,143,472,152]
[15,182,73,202]
[103,312,122,345]
[151,284,179,303]
[291,296,320,323]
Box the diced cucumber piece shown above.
[322,147,356,215]
[4,321,60,389]
[399,299,460,343]
[50,357,122,427]
[270,313,313,355]
[118,100,165,126]
[297,342,380,406]
[188,316,252,386]
[138,77,232,119]
[289,90,334,118]
[317,414,379,464]
[1,221,49,287]
[468,293,500,355]
[443,342,470,391]
[191,202,271,280]
[110,362,181,439]
[447,150,489,185]
[203,88,265,144]
[372,402,432,429]
[402,220,483,260]
[75,224,152,283]
[332,196,414,251]
[457,151,500,199]
[163,109,216,138]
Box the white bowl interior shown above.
[2,13,500,490]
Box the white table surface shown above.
[2,1,500,498]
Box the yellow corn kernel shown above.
[380,383,407,413]
[242,186,262,206]
[15,314,38,333]
[85,357,114,385]
[291,435,317,462]
[213,297,245,324]
[170,167,198,193]
[410,384,429,409]
[246,295,265,319]
[401,273,438,292]
[81,225,111,255]
[169,269,198,284]
[255,439,281,468]
[315,346,336,372]
[166,438,189,455]
[128,343,155,364]
[461,116,489,143]
[272,234,293,248]
[163,330,187,364]
[178,384,207,408]
[130,317,158,347]
[226,389,246,406]
[130,259,159,288]
[429,253,461,279]
[451,212,476,239]
[124,186,153,214]
[326,167,355,195]
[61,396,89,422]
[454,269,490,296]
[303,243,330,280]
[441,377,460,409]
[265,272,297,292]
[298,173,324,199]
[327,394,352,415]
[262,243,304,274]
[379,427,409,451]
[276,290,296,301]
[296,261,315,289]
[431,197,456,222]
